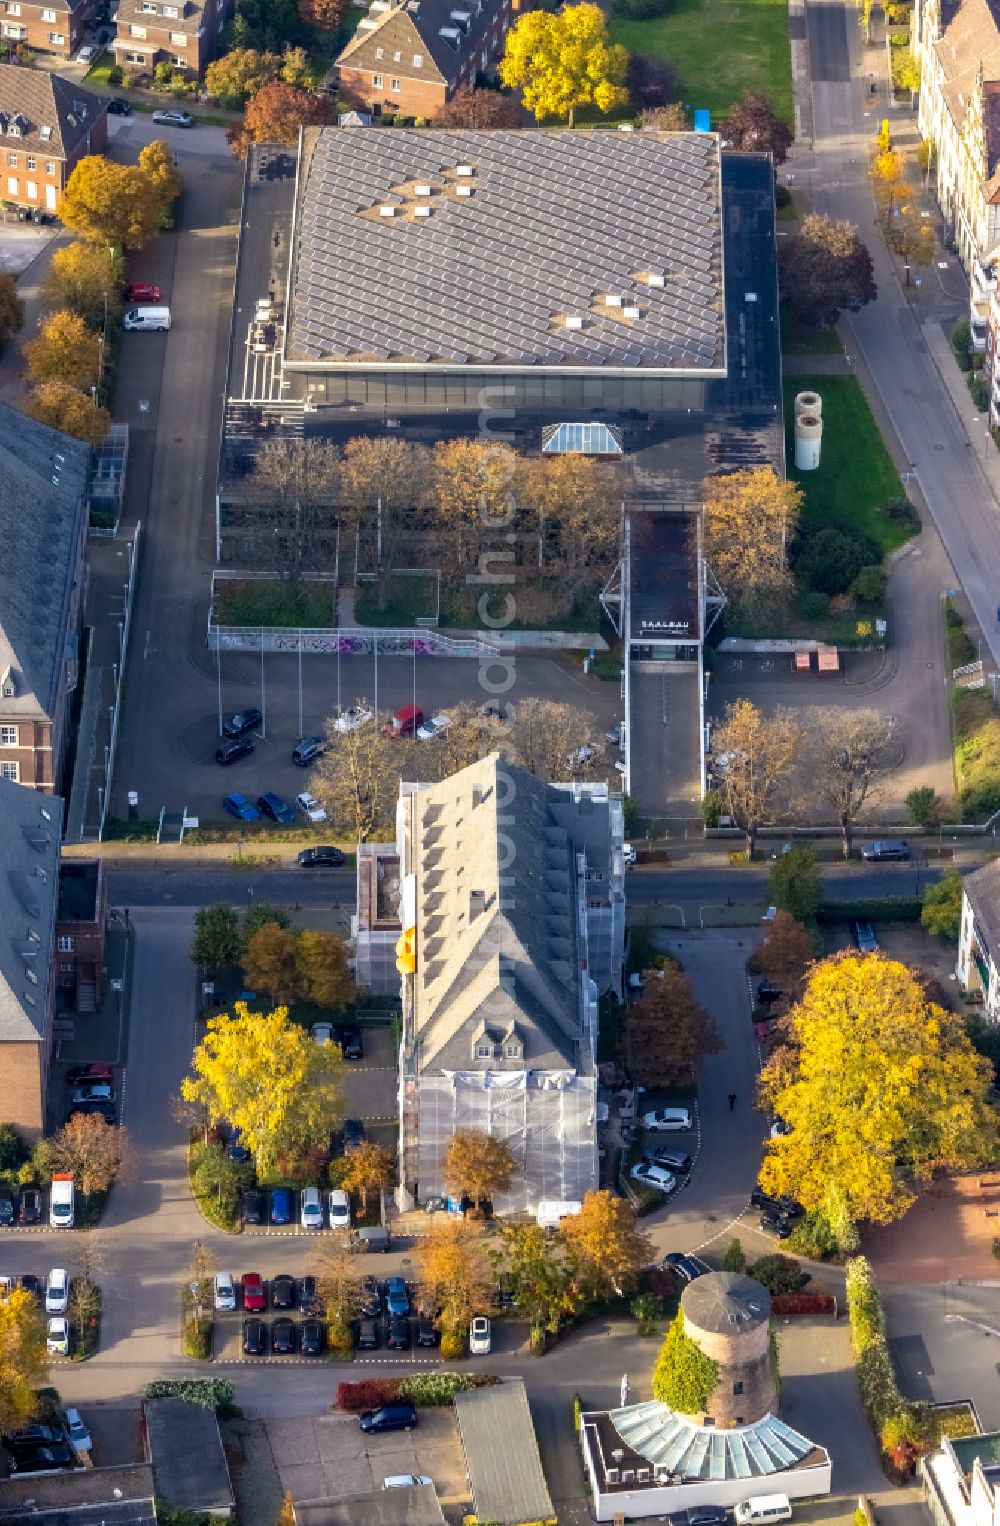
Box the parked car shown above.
[242,1317,266,1355]
[357,1317,380,1350]
[242,1188,264,1225]
[328,1189,351,1230]
[312,1022,333,1046]
[385,1276,409,1318]
[336,1024,363,1060]
[216,738,254,766]
[45,1269,68,1315]
[642,1107,693,1132]
[343,1119,365,1151]
[756,979,783,1005]
[359,1276,381,1318]
[469,1315,491,1355]
[647,1146,692,1174]
[299,1275,319,1315]
[270,1188,293,1226]
[565,744,596,771]
[670,1509,730,1526]
[384,1474,433,1489]
[65,1062,113,1086]
[258,792,295,824]
[222,708,262,738]
[125,282,161,303]
[224,1126,251,1162]
[271,1317,296,1354]
[18,1274,42,1301]
[359,1403,417,1434]
[854,920,879,953]
[296,790,326,823]
[213,1272,236,1313]
[416,714,453,741]
[770,1117,792,1139]
[106,97,132,115]
[750,1188,804,1219]
[298,845,345,867]
[760,1209,792,1240]
[631,1161,677,1194]
[301,1318,324,1356]
[9,1441,73,1471]
[622,841,637,866]
[663,1253,712,1283]
[71,1083,114,1105]
[300,1187,324,1231]
[77,42,98,60]
[3,1424,64,1450]
[222,792,259,821]
[334,705,374,733]
[387,1316,410,1350]
[18,1187,42,1225]
[416,1315,439,1347]
[0,1190,14,1226]
[384,706,422,737]
[861,838,910,861]
[242,1273,266,1312]
[271,1274,295,1310]
[47,1317,69,1355]
[479,705,506,725]
[152,108,194,127]
[292,735,327,766]
[64,1409,92,1455]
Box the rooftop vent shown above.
[415,183,432,195]
[604,293,622,307]
[647,271,665,287]
[456,163,474,175]
[451,6,471,23]
[455,183,473,196]
[623,305,641,319]
[564,314,584,329]
[39,124,52,140]
[414,205,431,217]
[439,24,461,43]
[379,205,397,216]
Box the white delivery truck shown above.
[123,305,171,331]
[536,1200,582,1231]
[49,1173,75,1229]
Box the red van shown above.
[384,706,423,737]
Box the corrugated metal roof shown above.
[454,1379,554,1526]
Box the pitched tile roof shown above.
[0,780,61,1044]
[964,858,1000,954]
[114,0,208,40]
[286,127,725,372]
[0,403,90,721]
[336,0,504,88]
[0,63,107,158]
[933,0,1000,134]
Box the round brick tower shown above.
[679,1271,776,1427]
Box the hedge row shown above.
[145,1378,236,1413]
[771,1292,837,1316]
[817,898,921,925]
[845,1256,921,1477]
[336,1373,499,1412]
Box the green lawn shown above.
[213,578,335,627]
[610,0,793,125]
[780,306,844,354]
[355,574,438,627]
[784,374,908,554]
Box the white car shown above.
[643,1107,693,1132]
[64,1407,92,1454]
[384,1475,433,1489]
[416,714,453,741]
[469,1315,491,1355]
[296,790,326,823]
[631,1161,677,1194]
[45,1268,68,1315]
[77,42,98,61]
[300,1186,324,1230]
[213,1271,236,1312]
[565,744,596,771]
[151,108,193,127]
[47,1316,69,1355]
[333,704,373,733]
[622,842,637,866]
[312,1022,333,1045]
[328,1188,351,1229]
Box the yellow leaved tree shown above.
[759,952,997,1228]
[702,467,803,617]
[0,1287,49,1433]
[60,156,161,249]
[499,3,628,127]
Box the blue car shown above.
[270,1188,294,1226]
[385,1276,410,1318]
[223,792,259,821]
[258,792,295,824]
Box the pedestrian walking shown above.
[728,1092,737,1111]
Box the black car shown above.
[336,1024,363,1061]
[760,1209,792,1240]
[9,1442,73,1472]
[223,708,263,739]
[216,738,254,767]
[662,1253,711,1283]
[242,1318,266,1356]
[301,1318,324,1356]
[272,1317,296,1354]
[750,1187,804,1219]
[18,1274,41,1301]
[0,1190,14,1226]
[670,1509,730,1526]
[292,736,327,767]
[271,1274,295,1310]
[359,1402,417,1434]
[359,1276,381,1318]
[756,979,783,1006]
[648,1147,692,1174]
[387,1316,410,1350]
[416,1316,439,1348]
[297,846,345,868]
[18,1187,42,1225]
[357,1317,380,1350]
[299,1275,319,1316]
[3,1424,64,1449]
[242,1188,264,1225]
[343,1119,365,1151]
[106,96,132,114]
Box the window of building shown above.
[125,48,145,61]
[390,76,400,90]
[140,2,157,10]
[163,3,179,13]
[6,153,15,167]
[172,53,185,63]
[476,1042,492,1058]
[732,1382,744,1395]
[170,30,185,42]
[130,23,147,35]
[374,44,382,56]
[0,761,18,781]
[5,4,20,15]
[57,934,75,952]
[26,155,35,170]
[45,160,55,175]
[372,72,382,86]
[5,176,15,196]
[0,726,15,744]
[413,51,422,65]
[60,962,74,974]
[26,181,36,199]
[41,6,56,18]
[393,48,400,58]
[1,22,25,34]
[47,29,64,40]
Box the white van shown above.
[735,1495,792,1526]
[123,305,171,331]
[49,1174,75,1229]
[536,1199,582,1231]
[213,1271,236,1312]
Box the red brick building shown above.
[55,860,107,1013]
[112,0,234,79]
[0,64,107,213]
[335,0,516,119]
[0,0,98,60]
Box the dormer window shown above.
[475,1040,493,1059]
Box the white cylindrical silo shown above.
[795,412,823,470]
[794,390,822,419]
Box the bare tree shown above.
[247,438,340,580]
[313,705,404,840]
[518,456,621,590]
[805,706,899,857]
[340,438,429,611]
[506,697,601,782]
[711,699,800,858]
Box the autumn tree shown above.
[181,1001,344,1171]
[640,102,689,129]
[444,1128,516,1209]
[0,269,25,349]
[720,90,793,163]
[0,1288,48,1434]
[138,139,184,229]
[50,1114,132,1197]
[297,0,345,30]
[759,952,997,1225]
[247,437,340,580]
[711,699,800,858]
[67,1232,106,1344]
[241,901,292,953]
[768,845,820,922]
[229,81,335,158]
[805,707,898,856]
[779,213,877,330]
[278,1492,297,1526]
[416,1217,493,1337]
[243,923,299,1005]
[280,44,312,87]
[42,242,123,331]
[870,148,907,216]
[339,1139,394,1196]
[499,1222,582,1341]
[627,964,724,1086]
[23,309,101,391]
[314,707,403,839]
[437,85,523,127]
[61,156,161,248]
[559,1189,653,1298]
[518,454,621,592]
[702,467,802,616]
[24,380,110,444]
[757,909,815,992]
[295,928,355,1009]
[431,438,518,568]
[506,697,601,782]
[340,437,429,611]
[500,2,627,126]
[191,902,241,973]
[205,45,281,107]
[921,869,963,944]
[311,1244,359,1342]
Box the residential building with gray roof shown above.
[0,65,107,211]
[957,858,1000,1016]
